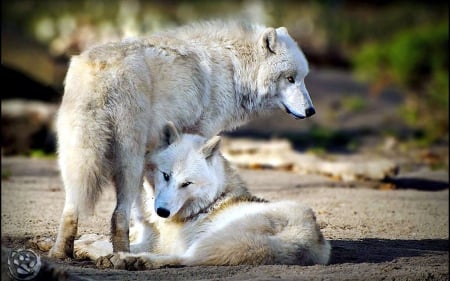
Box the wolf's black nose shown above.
[305,107,315,117]
[156,207,170,218]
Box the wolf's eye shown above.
[181,181,192,188]
[287,76,295,83]
[162,172,170,181]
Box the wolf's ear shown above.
[276,26,289,36]
[260,27,277,55]
[200,136,221,161]
[161,121,180,147]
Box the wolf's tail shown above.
[56,57,113,215]
[280,207,331,265]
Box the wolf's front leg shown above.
[97,252,183,270]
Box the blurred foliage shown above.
[287,125,362,153]
[320,2,448,50]
[29,149,57,159]
[353,22,448,145]
[4,1,446,58]
[1,169,12,180]
[341,95,368,113]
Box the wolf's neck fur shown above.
[173,156,267,223]
[164,21,266,115]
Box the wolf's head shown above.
[145,122,225,220]
[256,26,315,119]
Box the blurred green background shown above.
[1,0,448,165]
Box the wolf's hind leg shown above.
[111,139,146,253]
[49,190,78,259]
[50,108,112,259]
[111,173,141,253]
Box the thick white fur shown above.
[50,20,315,259]
[74,124,330,269]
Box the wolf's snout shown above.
[305,107,315,117]
[156,207,170,218]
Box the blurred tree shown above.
[353,22,448,144]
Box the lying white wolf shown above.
[73,123,330,269]
[51,20,316,259]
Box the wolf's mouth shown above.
[281,102,305,119]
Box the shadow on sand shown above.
[330,238,449,264]
[384,178,449,191]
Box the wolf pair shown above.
[49,20,328,267]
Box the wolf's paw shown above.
[73,245,90,260]
[48,247,69,259]
[121,255,158,270]
[28,236,55,252]
[96,253,158,270]
[96,253,136,270]
[96,254,116,269]
[96,253,132,270]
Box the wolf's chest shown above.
[155,220,205,255]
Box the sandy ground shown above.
[1,156,448,281]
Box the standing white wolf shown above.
[73,123,330,268]
[50,20,316,259]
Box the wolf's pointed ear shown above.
[276,27,289,36]
[161,121,180,147]
[260,27,277,55]
[200,136,221,161]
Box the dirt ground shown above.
[1,156,448,281]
